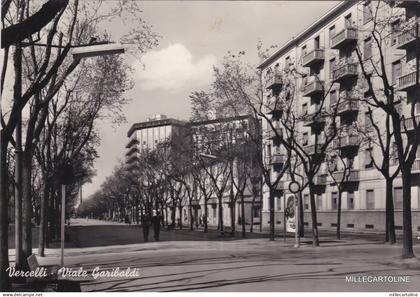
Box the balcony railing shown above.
[334,134,359,149]
[396,1,420,8]
[334,92,359,115]
[302,78,324,97]
[303,143,325,156]
[401,115,420,132]
[266,98,283,115]
[396,25,419,50]
[302,49,325,68]
[126,154,139,164]
[332,62,358,82]
[266,73,283,90]
[332,170,359,183]
[266,127,282,139]
[302,108,326,127]
[331,27,358,49]
[271,153,286,165]
[397,71,419,92]
[125,146,139,157]
[126,137,139,148]
[314,174,328,185]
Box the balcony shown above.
[126,154,139,164]
[397,71,419,92]
[330,27,358,50]
[333,132,359,150]
[332,170,359,183]
[126,137,139,148]
[126,146,139,157]
[332,61,358,83]
[274,181,285,191]
[396,1,420,8]
[302,109,326,127]
[396,23,419,50]
[302,78,324,97]
[401,115,420,133]
[266,73,283,90]
[266,127,282,139]
[303,143,324,156]
[334,93,359,116]
[266,97,283,115]
[271,153,286,165]
[302,49,325,68]
[314,174,328,186]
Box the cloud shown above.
[136,43,217,92]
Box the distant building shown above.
[125,115,187,170]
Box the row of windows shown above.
[276,187,409,211]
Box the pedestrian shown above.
[141,214,150,242]
[152,210,162,241]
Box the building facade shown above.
[259,1,420,235]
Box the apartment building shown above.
[258,1,420,234]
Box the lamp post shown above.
[54,42,125,267]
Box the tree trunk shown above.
[189,201,194,231]
[241,191,246,238]
[230,201,235,237]
[385,177,396,244]
[0,132,11,291]
[336,189,342,240]
[178,206,183,230]
[218,195,224,234]
[401,170,414,258]
[38,179,49,257]
[21,153,33,269]
[204,200,208,233]
[298,191,304,238]
[309,182,319,246]
[269,189,275,241]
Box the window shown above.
[329,25,336,44]
[304,194,310,210]
[316,195,322,210]
[365,111,372,129]
[391,20,401,46]
[303,132,309,146]
[363,1,373,24]
[302,103,308,115]
[285,56,290,71]
[277,197,282,211]
[330,90,337,106]
[366,189,375,210]
[314,36,320,49]
[394,187,403,209]
[253,206,260,218]
[302,45,307,56]
[392,60,402,85]
[212,206,217,217]
[347,192,354,210]
[364,37,372,59]
[345,13,353,28]
[365,148,374,169]
[331,192,338,210]
[329,57,336,79]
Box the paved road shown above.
[32,219,420,292]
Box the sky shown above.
[83,1,338,198]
